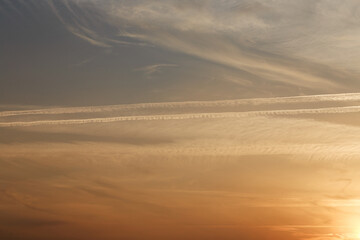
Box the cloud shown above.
[2,0,357,95]
[41,0,360,91]
[0,128,174,145]
[1,92,360,117]
[0,217,66,228]
[47,0,148,48]
[0,93,359,163]
[0,0,24,17]
[1,92,359,164]
[135,64,178,78]
[1,105,360,127]
[70,57,95,68]
[66,26,112,48]
[0,92,360,128]
[0,189,50,214]
[46,0,112,48]
[2,3,360,239]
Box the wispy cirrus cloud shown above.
[135,64,178,78]
[42,0,360,91]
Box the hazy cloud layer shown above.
[44,0,360,91]
[2,1,360,240]
[1,93,360,127]
[2,0,360,106]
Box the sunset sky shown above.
[1,1,360,240]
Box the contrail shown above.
[1,92,360,117]
[1,105,360,127]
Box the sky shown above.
[1,1,360,240]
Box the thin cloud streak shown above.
[135,64,178,78]
[1,92,360,117]
[1,105,360,127]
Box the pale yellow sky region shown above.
[1,1,360,240]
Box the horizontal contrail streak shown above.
[1,106,360,127]
[1,92,360,117]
